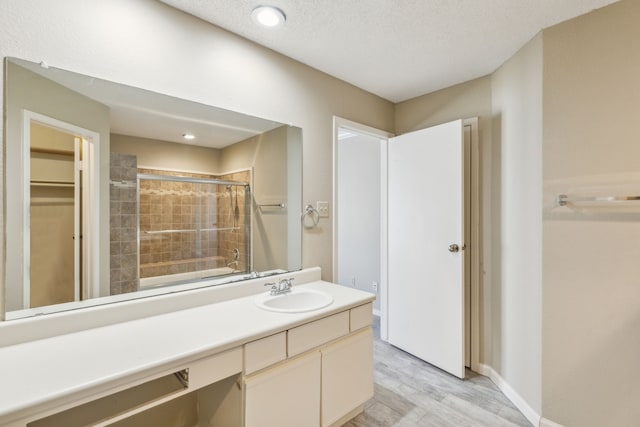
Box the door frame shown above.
[332,116,393,327]
[465,117,481,373]
[22,110,100,307]
[332,116,481,373]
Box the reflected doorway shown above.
[24,112,99,309]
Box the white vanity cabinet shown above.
[0,277,375,427]
[243,302,374,427]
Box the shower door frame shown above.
[136,173,251,284]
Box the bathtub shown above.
[139,267,240,289]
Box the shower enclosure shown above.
[137,173,251,288]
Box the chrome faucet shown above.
[278,277,294,292]
[264,278,295,296]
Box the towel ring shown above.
[301,204,320,228]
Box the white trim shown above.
[84,137,99,299]
[540,418,565,427]
[463,117,481,373]
[74,137,81,301]
[22,112,32,309]
[379,138,388,341]
[477,363,541,427]
[333,117,394,141]
[332,116,393,340]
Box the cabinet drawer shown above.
[189,346,243,390]
[244,332,287,375]
[350,303,373,331]
[288,311,349,357]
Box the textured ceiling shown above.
[159,0,620,102]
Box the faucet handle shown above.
[264,282,277,295]
[279,277,294,291]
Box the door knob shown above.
[448,243,466,253]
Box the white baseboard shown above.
[477,364,541,427]
[539,418,564,427]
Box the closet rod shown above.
[30,179,74,188]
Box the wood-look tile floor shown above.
[344,317,532,427]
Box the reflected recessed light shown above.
[252,6,286,28]
[182,133,195,140]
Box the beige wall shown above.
[3,61,111,312]
[491,33,543,416]
[395,76,492,137]
[111,134,221,174]
[220,126,292,272]
[542,1,640,425]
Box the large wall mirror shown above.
[3,57,303,320]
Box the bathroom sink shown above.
[255,288,333,313]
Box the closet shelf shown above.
[31,146,74,156]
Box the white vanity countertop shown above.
[0,280,375,424]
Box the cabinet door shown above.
[245,351,320,427]
[321,328,374,427]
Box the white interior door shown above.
[387,119,465,379]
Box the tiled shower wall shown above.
[138,169,250,279]
[109,153,139,295]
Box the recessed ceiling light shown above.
[182,133,195,140]
[252,6,286,28]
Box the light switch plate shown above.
[317,201,329,217]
